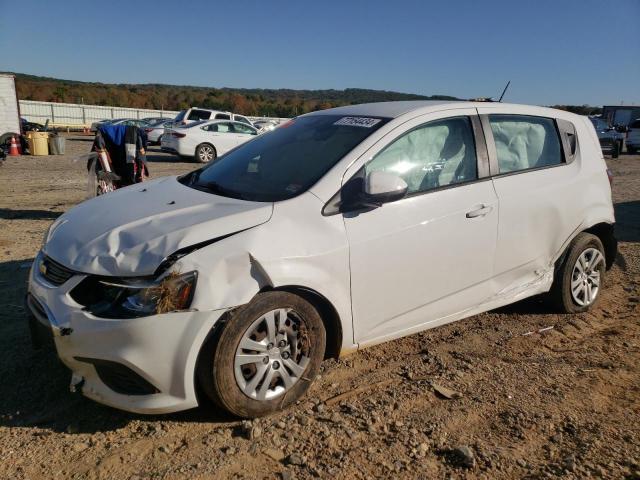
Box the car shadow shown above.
[614,201,640,243]
[0,258,236,435]
[0,209,62,220]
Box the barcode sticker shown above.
[334,117,381,128]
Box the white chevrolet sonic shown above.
[28,101,617,417]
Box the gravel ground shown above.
[0,135,639,480]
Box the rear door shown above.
[477,106,581,294]
[344,110,499,344]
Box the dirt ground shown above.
[0,135,638,480]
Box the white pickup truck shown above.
[0,73,21,145]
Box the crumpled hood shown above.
[44,176,273,276]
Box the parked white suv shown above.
[28,101,617,418]
[174,107,253,127]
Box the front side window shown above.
[232,123,256,135]
[181,115,389,202]
[235,115,251,126]
[489,115,563,173]
[365,116,478,195]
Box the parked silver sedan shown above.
[144,119,174,145]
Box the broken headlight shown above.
[70,271,197,319]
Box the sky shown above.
[0,0,638,106]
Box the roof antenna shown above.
[498,81,511,102]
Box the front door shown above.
[344,111,499,345]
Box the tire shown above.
[197,291,326,418]
[612,144,619,158]
[550,233,606,314]
[628,147,637,155]
[195,143,216,163]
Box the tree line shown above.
[9,73,602,118]
[11,73,459,118]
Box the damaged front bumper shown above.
[26,251,228,414]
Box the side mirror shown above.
[364,170,408,204]
[338,171,407,213]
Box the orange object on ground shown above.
[8,136,20,156]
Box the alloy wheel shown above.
[570,247,604,306]
[198,145,214,162]
[234,308,310,401]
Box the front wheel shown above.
[197,291,326,418]
[550,233,606,313]
[195,143,216,163]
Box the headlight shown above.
[70,271,197,318]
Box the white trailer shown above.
[0,73,21,144]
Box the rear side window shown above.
[489,115,563,173]
[207,122,232,133]
[188,109,212,121]
[365,116,478,195]
[215,113,231,120]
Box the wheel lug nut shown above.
[272,361,280,370]
[267,343,274,350]
[282,351,290,359]
[278,340,286,347]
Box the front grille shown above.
[40,255,76,286]
[75,357,160,395]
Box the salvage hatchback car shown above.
[28,101,617,417]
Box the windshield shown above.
[590,118,609,130]
[180,114,389,202]
[174,110,186,122]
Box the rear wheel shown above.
[550,233,606,313]
[197,291,326,418]
[195,143,216,163]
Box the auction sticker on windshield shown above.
[334,117,382,128]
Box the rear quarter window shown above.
[188,110,212,121]
[489,115,563,173]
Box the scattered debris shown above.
[431,383,463,400]
[522,325,555,336]
[452,445,476,468]
[264,448,286,462]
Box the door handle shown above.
[466,204,493,218]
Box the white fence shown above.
[18,100,290,128]
[19,100,178,126]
